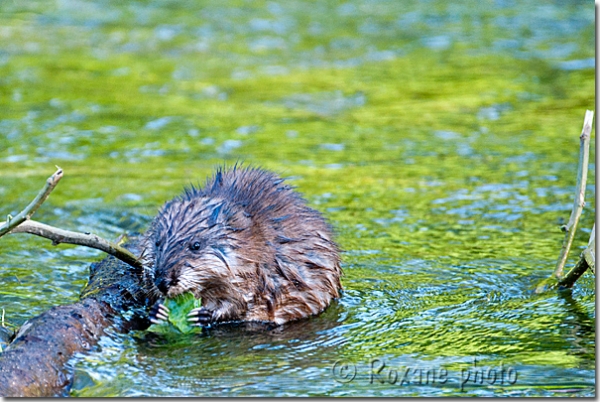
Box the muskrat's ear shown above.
[208,203,224,226]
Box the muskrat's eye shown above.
[154,240,161,247]
[190,241,202,251]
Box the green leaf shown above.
[147,292,202,334]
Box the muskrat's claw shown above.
[149,301,170,325]
[187,307,213,327]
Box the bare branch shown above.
[9,220,143,269]
[0,167,63,237]
[558,223,596,288]
[553,110,594,278]
[583,223,595,274]
[556,258,589,289]
[0,168,143,270]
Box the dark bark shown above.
[558,257,591,289]
[0,238,157,397]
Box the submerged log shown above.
[0,239,156,397]
[0,169,156,397]
[0,299,113,397]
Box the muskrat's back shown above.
[142,166,342,325]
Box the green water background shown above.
[0,0,595,397]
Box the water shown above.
[0,0,595,397]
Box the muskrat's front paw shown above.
[187,307,213,327]
[149,301,170,325]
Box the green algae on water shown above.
[147,292,202,335]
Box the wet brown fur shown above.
[141,166,342,325]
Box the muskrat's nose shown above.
[155,277,172,294]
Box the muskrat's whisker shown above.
[237,256,260,264]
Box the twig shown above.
[558,255,590,289]
[0,167,63,237]
[583,223,595,274]
[553,110,594,278]
[9,220,142,269]
[0,168,143,270]
[558,224,596,288]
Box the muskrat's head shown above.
[142,193,253,300]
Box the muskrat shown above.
[142,166,342,326]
